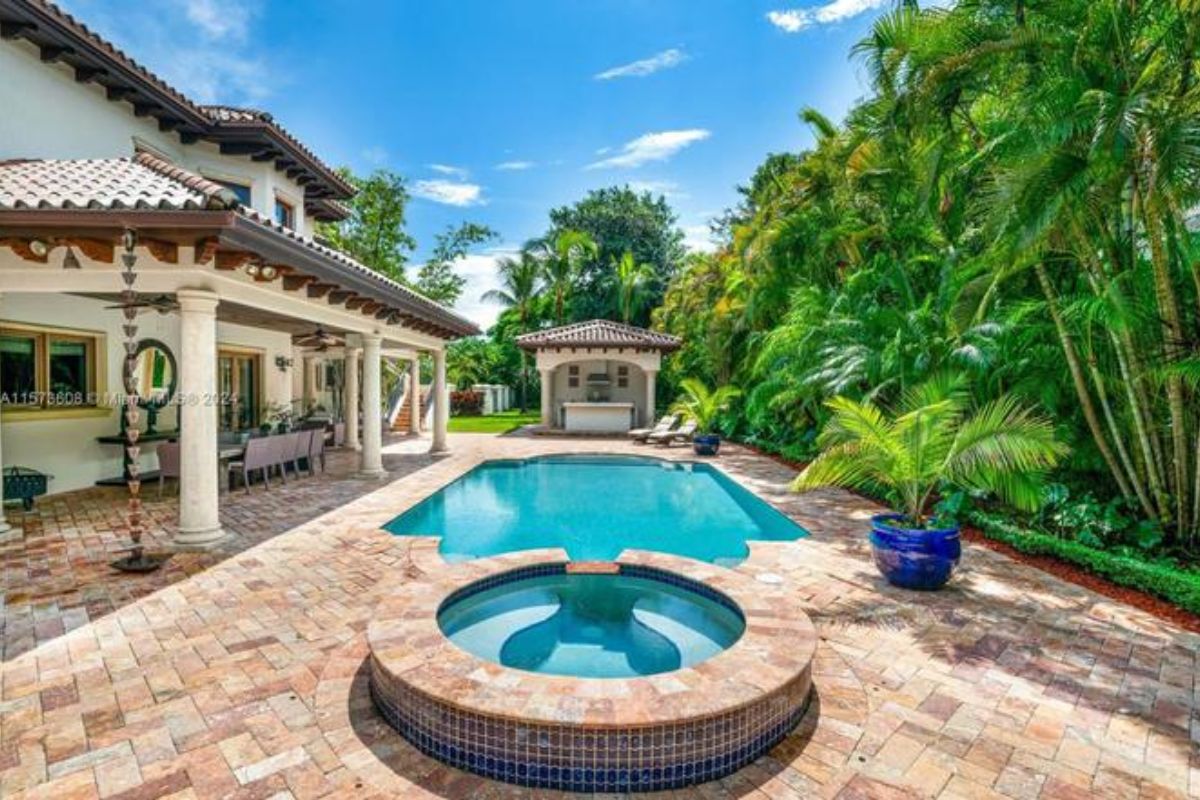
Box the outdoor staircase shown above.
[392,391,422,432]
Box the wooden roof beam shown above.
[282,274,316,291]
[306,282,336,299]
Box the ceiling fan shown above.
[293,326,342,351]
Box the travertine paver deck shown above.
[2,432,1197,799]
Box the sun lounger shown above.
[629,414,678,443]
[649,418,697,446]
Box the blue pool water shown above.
[438,573,745,678]
[385,454,807,563]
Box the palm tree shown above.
[613,251,655,324]
[536,230,596,325]
[794,376,1068,527]
[482,253,542,411]
[670,378,741,434]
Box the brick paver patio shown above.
[1,432,1196,799]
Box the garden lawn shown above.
[448,410,541,434]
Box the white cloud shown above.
[411,179,486,207]
[495,160,535,171]
[587,129,711,170]
[450,247,521,330]
[767,0,888,32]
[627,180,687,199]
[595,48,688,80]
[429,163,469,178]
[181,0,254,41]
[682,224,717,253]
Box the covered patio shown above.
[0,154,474,549]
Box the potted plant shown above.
[792,376,1066,589]
[262,402,293,434]
[671,378,742,456]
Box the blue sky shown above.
[64,0,893,327]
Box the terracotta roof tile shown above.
[0,155,237,211]
[516,319,680,351]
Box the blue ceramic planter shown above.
[868,513,961,590]
[693,434,721,456]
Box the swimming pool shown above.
[385,454,806,563]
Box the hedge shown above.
[965,509,1200,616]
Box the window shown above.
[567,364,580,389]
[0,334,37,406]
[617,365,629,389]
[274,197,295,228]
[215,179,251,206]
[218,349,261,431]
[0,326,100,408]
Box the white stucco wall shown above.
[547,358,648,428]
[0,38,316,236]
[0,294,293,495]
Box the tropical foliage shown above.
[655,0,1200,557]
[670,379,742,435]
[793,377,1067,527]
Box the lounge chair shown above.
[629,414,677,443]
[649,419,697,447]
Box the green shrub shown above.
[966,509,1200,616]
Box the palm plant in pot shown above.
[671,378,741,456]
[792,375,1067,589]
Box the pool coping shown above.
[367,546,817,729]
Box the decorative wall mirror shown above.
[125,339,177,433]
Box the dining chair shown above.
[156,442,181,498]
[228,436,273,493]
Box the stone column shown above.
[302,355,316,413]
[409,357,421,434]
[343,343,360,451]
[644,369,658,426]
[359,333,384,477]
[432,349,448,453]
[176,289,225,547]
[540,368,554,428]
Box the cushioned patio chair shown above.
[272,432,298,483]
[629,414,677,443]
[307,427,327,475]
[650,418,697,447]
[156,442,181,498]
[288,429,314,478]
[228,436,274,493]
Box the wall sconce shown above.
[28,239,49,258]
[275,355,294,372]
[245,262,261,278]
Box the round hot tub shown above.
[369,551,816,794]
[438,568,745,678]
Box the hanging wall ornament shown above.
[112,228,170,573]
